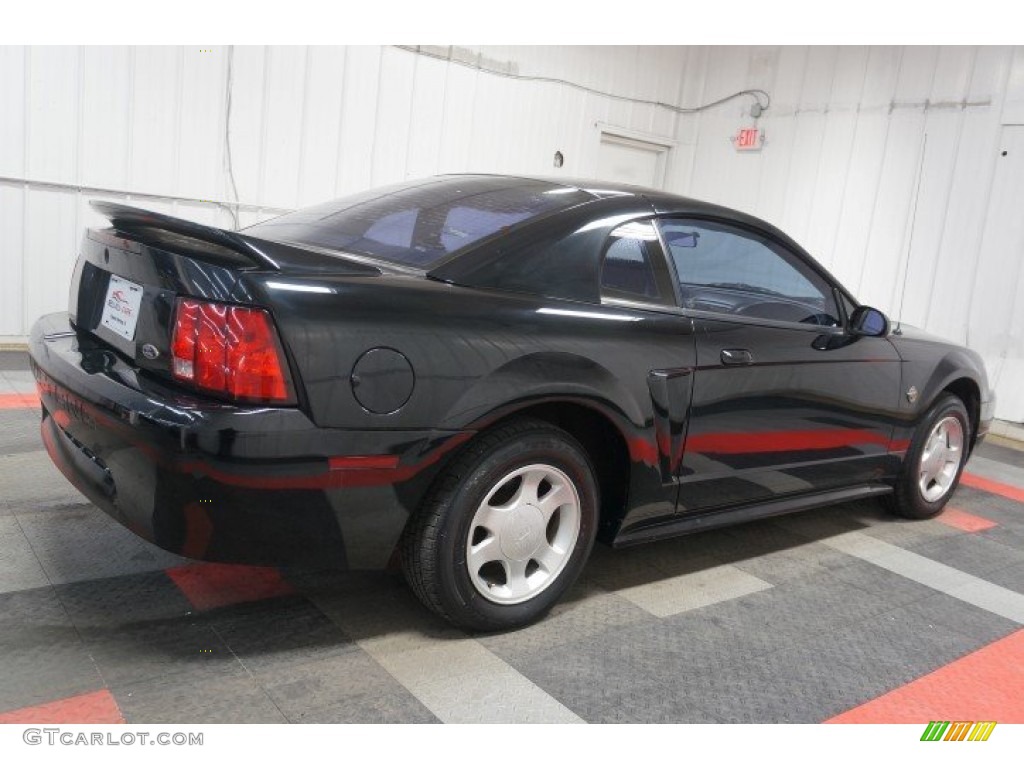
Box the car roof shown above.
[429,174,855,307]
[441,173,795,247]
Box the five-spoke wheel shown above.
[889,393,970,519]
[400,418,598,632]
[466,464,581,605]
[917,415,964,503]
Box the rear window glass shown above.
[243,177,591,268]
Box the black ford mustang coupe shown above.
[30,175,993,630]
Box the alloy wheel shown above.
[465,463,581,605]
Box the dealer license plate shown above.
[99,275,144,341]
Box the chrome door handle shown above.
[720,348,753,365]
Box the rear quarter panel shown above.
[248,274,697,539]
[249,274,691,432]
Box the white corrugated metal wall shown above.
[1,45,1023,420]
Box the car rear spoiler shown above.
[90,201,381,276]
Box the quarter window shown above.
[600,221,663,301]
[657,220,840,326]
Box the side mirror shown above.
[850,306,889,337]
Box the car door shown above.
[655,218,902,514]
[598,219,697,530]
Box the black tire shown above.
[400,418,599,632]
[888,393,971,519]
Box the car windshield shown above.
[243,176,591,268]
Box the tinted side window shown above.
[658,220,839,326]
[600,221,663,301]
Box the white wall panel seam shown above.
[799,49,840,247]
[962,49,1016,345]
[171,47,185,218]
[682,47,711,197]
[216,49,230,223]
[749,48,785,218]
[824,52,871,274]
[887,49,942,317]
[74,47,84,189]
[402,49,419,180]
[853,48,904,298]
[369,46,385,184]
[19,47,31,330]
[433,57,450,176]
[73,46,85,278]
[257,46,271,205]
[332,46,350,196]
[920,48,976,328]
[295,47,313,205]
[765,47,810,229]
[125,47,136,203]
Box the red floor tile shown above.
[827,629,1024,723]
[961,472,1024,504]
[0,689,124,724]
[166,562,295,611]
[0,392,39,409]
[937,505,997,533]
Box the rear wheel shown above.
[400,418,598,632]
[888,394,970,519]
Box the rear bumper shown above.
[29,312,472,569]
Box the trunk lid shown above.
[70,201,382,379]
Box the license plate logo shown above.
[100,275,144,341]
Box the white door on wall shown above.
[971,125,1024,423]
[596,134,669,189]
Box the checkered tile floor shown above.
[1,350,1022,723]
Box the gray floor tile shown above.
[950,487,1024,530]
[0,408,43,457]
[852,516,961,549]
[480,581,650,660]
[0,625,103,712]
[901,591,1020,645]
[977,524,1024,552]
[111,667,287,724]
[614,562,772,618]
[295,688,439,724]
[905,531,1024,580]
[966,455,1024,488]
[0,584,72,628]
[78,618,240,687]
[974,439,1024,468]
[209,595,358,670]
[0,351,30,371]
[501,638,718,723]
[982,561,1024,594]
[826,558,939,605]
[57,571,195,628]
[0,451,83,511]
[17,503,188,585]
[1,369,35,385]
[0,516,50,594]
[256,651,438,723]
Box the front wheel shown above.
[888,393,970,519]
[400,418,598,632]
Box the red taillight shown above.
[170,298,294,404]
